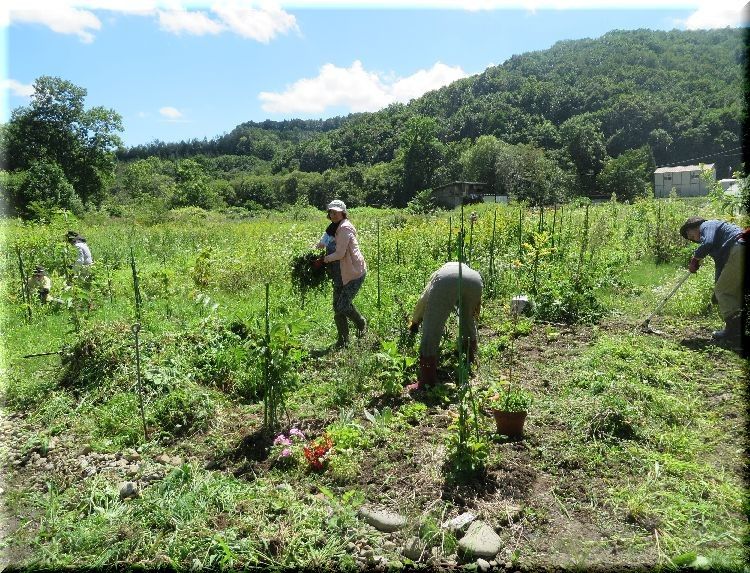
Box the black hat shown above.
[33,266,45,274]
[66,230,79,239]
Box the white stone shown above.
[402,537,423,561]
[458,521,502,559]
[358,506,407,532]
[441,511,476,531]
[477,557,491,571]
[118,481,139,499]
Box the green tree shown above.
[396,115,444,206]
[171,159,222,209]
[4,76,123,210]
[459,135,505,195]
[559,114,608,196]
[597,146,655,201]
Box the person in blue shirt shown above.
[680,217,746,343]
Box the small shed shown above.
[432,181,487,209]
[653,164,715,198]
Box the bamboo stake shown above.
[131,323,149,442]
[15,247,32,322]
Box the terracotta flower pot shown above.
[492,409,527,438]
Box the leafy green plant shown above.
[485,379,533,412]
[374,340,417,396]
[397,402,427,425]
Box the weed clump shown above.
[534,276,604,324]
[150,384,217,436]
[59,322,135,391]
[290,251,327,297]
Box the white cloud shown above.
[3,79,35,97]
[157,8,223,34]
[259,60,467,114]
[159,106,183,119]
[8,4,101,43]
[212,1,299,42]
[5,1,297,42]
[678,1,746,29]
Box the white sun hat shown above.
[326,199,347,213]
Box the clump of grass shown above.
[149,383,220,437]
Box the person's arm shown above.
[324,226,352,263]
[693,222,717,260]
[411,289,428,326]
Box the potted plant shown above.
[485,380,533,438]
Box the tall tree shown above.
[4,76,123,210]
[396,115,444,206]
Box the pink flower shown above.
[280,448,292,458]
[273,434,291,446]
[289,427,305,440]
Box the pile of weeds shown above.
[58,321,136,393]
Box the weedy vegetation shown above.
[1,196,747,571]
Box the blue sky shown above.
[2,1,745,147]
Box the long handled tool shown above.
[640,271,691,334]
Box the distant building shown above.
[653,164,715,198]
[432,181,487,209]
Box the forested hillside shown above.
[2,28,745,218]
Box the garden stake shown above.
[131,323,149,442]
[129,247,142,323]
[22,350,62,359]
[551,204,557,249]
[447,217,452,261]
[105,260,114,304]
[377,219,381,309]
[15,246,32,322]
[517,208,523,262]
[575,203,590,285]
[468,211,475,264]
[640,272,691,335]
[489,209,497,296]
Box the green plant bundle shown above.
[289,251,328,295]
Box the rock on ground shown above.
[457,521,502,559]
[357,506,407,533]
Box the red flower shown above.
[303,436,333,471]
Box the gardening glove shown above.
[408,320,420,334]
[311,256,325,270]
[687,257,700,274]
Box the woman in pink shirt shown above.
[314,200,367,348]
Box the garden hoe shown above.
[640,271,691,335]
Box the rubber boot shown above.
[713,313,742,344]
[334,313,349,348]
[347,307,367,338]
[406,355,438,393]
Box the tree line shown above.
[1,27,744,219]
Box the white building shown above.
[653,164,715,198]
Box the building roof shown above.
[654,164,715,174]
[433,181,486,191]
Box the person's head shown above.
[679,217,706,243]
[33,266,46,277]
[326,199,347,223]
[66,230,79,244]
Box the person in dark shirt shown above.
[680,217,746,343]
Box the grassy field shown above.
[1,196,747,571]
